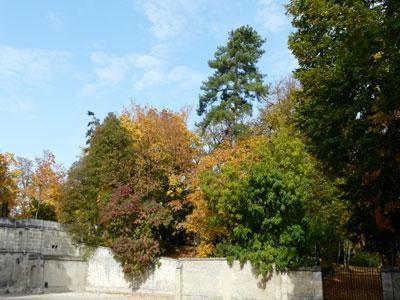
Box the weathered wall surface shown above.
[0,218,80,256]
[86,247,176,297]
[382,268,400,300]
[86,247,323,300]
[1,219,324,299]
[85,247,131,294]
[0,252,39,293]
[43,259,87,292]
[0,218,86,294]
[178,258,322,300]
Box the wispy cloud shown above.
[0,46,71,85]
[134,0,201,40]
[134,0,290,39]
[134,65,203,91]
[256,0,290,33]
[0,46,72,112]
[79,51,203,98]
[0,93,35,113]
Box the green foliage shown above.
[194,126,344,274]
[212,161,307,273]
[188,80,345,274]
[350,252,381,267]
[59,112,136,246]
[27,199,57,221]
[197,25,268,145]
[85,113,136,195]
[259,78,348,264]
[287,0,400,262]
[59,159,102,245]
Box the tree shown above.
[0,153,18,217]
[185,79,345,273]
[185,132,343,274]
[100,105,199,276]
[12,156,33,218]
[8,152,64,221]
[59,112,136,245]
[259,78,350,263]
[287,0,400,263]
[29,151,65,220]
[256,76,299,135]
[85,111,100,147]
[197,25,268,146]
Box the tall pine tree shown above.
[197,25,268,146]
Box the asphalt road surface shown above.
[1,292,172,300]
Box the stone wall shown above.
[43,259,87,293]
[178,258,322,300]
[86,247,323,300]
[0,218,327,299]
[85,247,131,294]
[86,247,177,297]
[0,218,86,294]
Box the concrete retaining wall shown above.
[0,252,42,294]
[0,219,324,299]
[86,247,323,299]
[85,247,131,294]
[0,218,86,294]
[43,259,87,293]
[86,247,177,297]
[178,258,322,300]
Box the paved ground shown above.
[2,293,130,300]
[1,292,173,300]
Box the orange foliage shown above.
[119,104,200,217]
[12,151,65,219]
[121,105,199,175]
[31,151,65,216]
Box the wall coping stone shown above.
[0,218,65,231]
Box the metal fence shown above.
[322,263,383,300]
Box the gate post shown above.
[175,260,183,300]
[382,267,400,300]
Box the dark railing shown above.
[322,263,383,300]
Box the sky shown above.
[0,0,297,168]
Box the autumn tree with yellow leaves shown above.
[101,105,200,276]
[0,153,18,217]
[59,106,199,276]
[27,151,65,220]
[5,151,65,220]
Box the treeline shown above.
[0,151,64,220]
[1,0,399,276]
[59,106,200,275]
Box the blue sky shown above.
[0,0,297,168]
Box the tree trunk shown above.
[1,201,9,218]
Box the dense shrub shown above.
[350,252,381,267]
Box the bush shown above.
[350,252,381,267]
